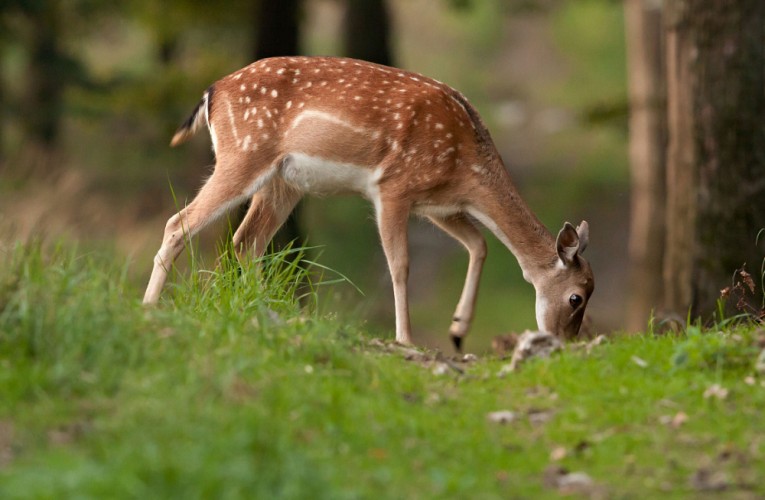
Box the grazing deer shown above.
[143,56,594,349]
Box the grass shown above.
[1,242,765,498]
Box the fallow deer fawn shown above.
[143,56,594,349]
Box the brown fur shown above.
[144,57,594,347]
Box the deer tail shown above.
[170,85,215,147]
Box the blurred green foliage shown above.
[1,0,630,347]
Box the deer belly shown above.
[280,152,382,200]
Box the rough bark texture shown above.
[625,0,667,330]
[664,0,765,318]
[691,1,765,314]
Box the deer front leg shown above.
[427,214,487,351]
[377,198,413,345]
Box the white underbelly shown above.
[280,152,382,200]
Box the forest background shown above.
[1,0,763,350]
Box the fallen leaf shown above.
[550,446,567,461]
[461,353,478,363]
[432,363,449,376]
[509,331,562,371]
[558,471,594,491]
[672,411,688,428]
[690,467,729,491]
[527,408,554,425]
[703,384,729,400]
[755,349,765,374]
[543,465,597,494]
[631,356,648,368]
[492,333,519,357]
[487,410,516,424]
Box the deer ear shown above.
[575,220,589,255]
[556,222,581,265]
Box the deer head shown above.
[533,221,594,340]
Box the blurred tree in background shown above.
[1,0,88,169]
[343,0,393,66]
[663,0,765,319]
[5,0,761,338]
[624,0,665,331]
[627,0,765,326]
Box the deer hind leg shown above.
[143,170,252,304]
[377,197,414,345]
[427,213,487,351]
[233,180,302,259]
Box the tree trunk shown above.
[691,1,765,315]
[663,5,697,318]
[343,0,393,66]
[251,0,303,250]
[624,0,667,331]
[253,0,301,59]
[663,0,765,319]
[23,4,64,156]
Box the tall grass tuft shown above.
[0,241,141,401]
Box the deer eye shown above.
[569,294,583,308]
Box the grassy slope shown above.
[1,243,764,498]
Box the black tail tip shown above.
[451,335,463,353]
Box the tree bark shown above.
[663,0,765,319]
[691,1,765,315]
[625,0,667,331]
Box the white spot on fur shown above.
[271,89,278,98]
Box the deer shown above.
[143,56,594,350]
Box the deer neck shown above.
[467,161,556,285]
